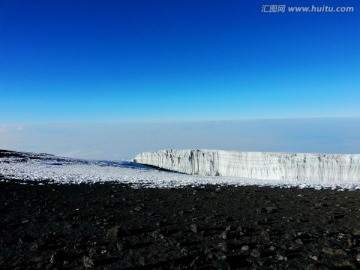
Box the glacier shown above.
[1,150,360,189]
[0,151,283,188]
[133,149,360,186]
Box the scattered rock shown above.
[218,242,227,252]
[106,226,120,240]
[309,255,318,261]
[190,223,198,233]
[306,264,318,270]
[116,242,125,251]
[295,239,303,245]
[322,247,347,256]
[2,173,360,270]
[314,202,323,207]
[261,207,278,213]
[83,256,95,268]
[50,250,72,265]
[335,259,355,268]
[29,243,39,252]
[151,230,160,238]
[356,253,360,262]
[251,249,261,258]
[220,231,227,239]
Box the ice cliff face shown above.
[133,150,360,183]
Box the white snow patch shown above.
[0,152,359,190]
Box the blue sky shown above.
[0,1,359,158]
[1,0,359,123]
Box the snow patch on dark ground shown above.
[0,150,359,190]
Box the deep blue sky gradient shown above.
[1,0,359,124]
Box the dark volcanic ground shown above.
[1,179,360,270]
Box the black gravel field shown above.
[1,151,360,269]
[1,181,360,270]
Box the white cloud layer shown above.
[0,118,360,160]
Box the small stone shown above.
[139,256,145,265]
[356,253,360,262]
[116,242,124,251]
[322,247,346,256]
[190,224,198,233]
[309,255,318,261]
[260,228,269,239]
[306,264,318,270]
[238,226,247,235]
[88,247,97,257]
[295,239,303,245]
[276,254,287,261]
[221,231,227,239]
[50,250,71,265]
[348,237,357,246]
[83,256,95,268]
[151,230,160,238]
[220,254,227,260]
[241,245,250,252]
[335,260,354,268]
[30,243,39,252]
[261,207,278,213]
[335,249,347,256]
[353,229,360,236]
[251,249,261,258]
[106,226,119,240]
[218,242,227,252]
[321,247,332,255]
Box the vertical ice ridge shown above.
[133,150,360,183]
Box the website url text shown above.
[261,5,355,13]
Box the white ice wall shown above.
[133,150,360,183]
